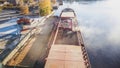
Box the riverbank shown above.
[4,16,57,68]
[1,11,55,67]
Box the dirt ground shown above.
[18,16,57,68]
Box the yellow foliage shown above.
[23,0,28,3]
[20,4,29,15]
[19,0,24,6]
[29,0,34,3]
[39,0,52,16]
[0,6,3,12]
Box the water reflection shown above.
[55,0,120,68]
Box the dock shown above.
[3,17,57,68]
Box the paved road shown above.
[19,17,56,68]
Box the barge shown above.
[45,8,91,68]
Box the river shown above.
[55,0,120,68]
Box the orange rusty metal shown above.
[45,44,86,68]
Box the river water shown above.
[55,0,120,68]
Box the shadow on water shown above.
[55,0,120,68]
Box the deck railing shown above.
[77,31,91,68]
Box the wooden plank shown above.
[2,11,55,65]
[7,37,36,66]
[2,30,33,65]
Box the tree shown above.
[39,0,52,16]
[29,0,34,3]
[19,0,24,6]
[51,0,56,4]
[23,0,28,3]
[0,6,3,12]
[20,4,29,15]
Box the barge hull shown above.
[45,8,91,68]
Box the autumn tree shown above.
[19,0,29,15]
[20,4,29,15]
[39,0,52,16]
[23,0,28,3]
[19,0,24,6]
[0,6,3,12]
[29,0,34,3]
[51,0,56,4]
